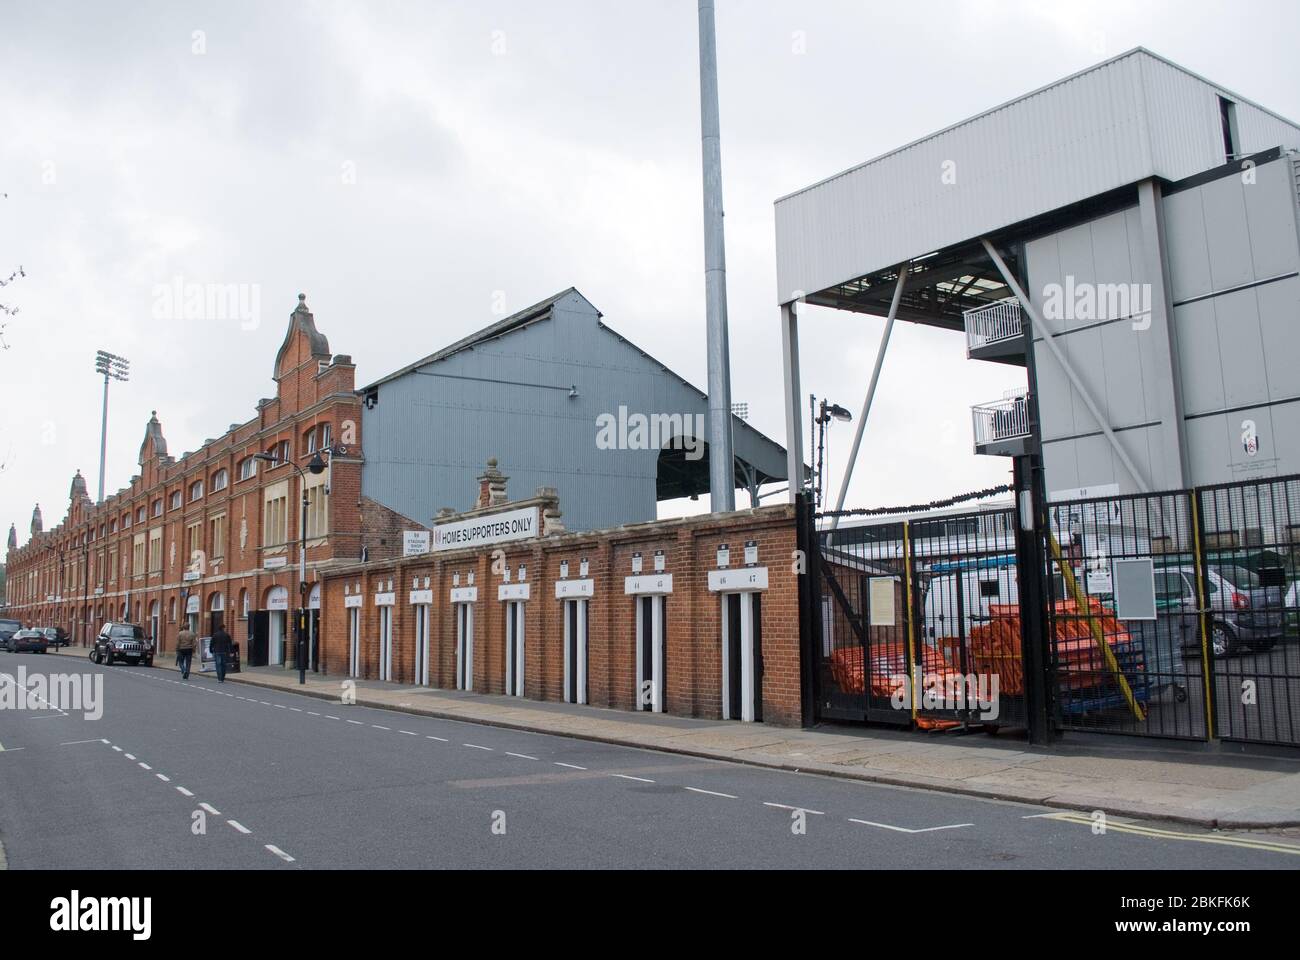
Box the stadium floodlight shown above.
[94,350,131,501]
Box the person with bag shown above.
[210,624,233,683]
[176,624,197,680]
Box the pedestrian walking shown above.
[176,624,197,680]
[210,624,233,683]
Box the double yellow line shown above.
[1044,812,1300,856]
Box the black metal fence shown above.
[809,473,1300,748]
[1197,476,1300,746]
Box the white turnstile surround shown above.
[347,606,361,679]
[562,598,589,705]
[557,579,594,706]
[634,595,665,713]
[710,568,768,723]
[412,603,430,686]
[450,585,478,692]
[720,592,759,722]
[503,600,526,697]
[499,582,529,697]
[377,606,394,682]
[455,602,474,691]
[626,574,671,713]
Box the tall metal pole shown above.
[698,0,735,512]
[299,484,308,686]
[97,374,110,503]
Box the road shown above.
[1,650,1298,870]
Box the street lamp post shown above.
[254,449,327,685]
[94,350,130,504]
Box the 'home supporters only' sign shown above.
[432,506,539,552]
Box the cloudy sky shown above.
[3,0,1299,545]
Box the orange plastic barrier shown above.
[827,599,1135,726]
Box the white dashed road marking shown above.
[612,774,655,783]
[464,743,493,751]
[200,803,222,816]
[227,820,251,835]
[686,787,737,799]
[848,819,973,834]
[176,787,194,798]
[554,762,586,770]
[265,844,295,863]
[764,803,825,815]
[506,752,538,761]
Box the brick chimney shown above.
[476,458,508,509]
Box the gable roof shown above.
[359,287,793,485]
[274,293,332,379]
[361,288,593,392]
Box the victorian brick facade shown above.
[4,295,369,662]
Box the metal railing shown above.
[971,393,1031,447]
[964,298,1023,354]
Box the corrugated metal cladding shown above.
[360,289,788,533]
[1027,154,1300,495]
[774,48,1300,304]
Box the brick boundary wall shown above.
[320,504,802,726]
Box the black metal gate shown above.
[1197,476,1300,747]
[805,475,1300,748]
[1042,489,1210,740]
[812,516,913,724]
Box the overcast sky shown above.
[4,0,1299,546]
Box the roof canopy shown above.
[774,48,1300,322]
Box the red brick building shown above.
[4,295,372,665]
[319,467,803,725]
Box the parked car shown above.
[39,626,71,648]
[91,622,153,666]
[0,618,23,644]
[1155,562,1285,657]
[6,628,49,653]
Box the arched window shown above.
[169,597,177,622]
[239,588,249,619]
[238,457,258,481]
[266,440,291,466]
[211,468,228,492]
[189,479,204,502]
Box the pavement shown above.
[40,643,1300,831]
[3,647,1300,869]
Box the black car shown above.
[0,618,22,645]
[39,626,71,648]
[6,629,49,653]
[91,622,153,666]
